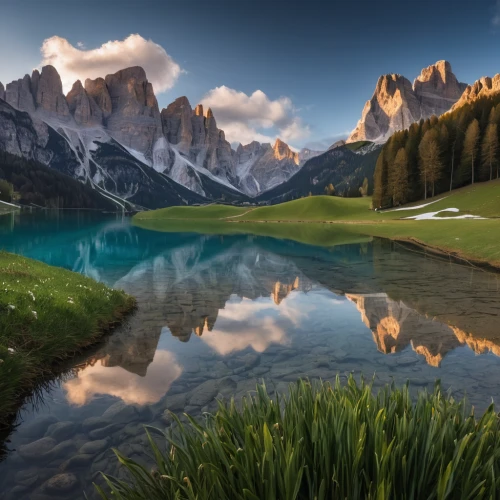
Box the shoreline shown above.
[0,252,137,430]
[133,215,500,272]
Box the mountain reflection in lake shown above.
[1,211,500,499]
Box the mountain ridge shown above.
[347,60,467,144]
[0,65,303,203]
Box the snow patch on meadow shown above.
[404,208,485,220]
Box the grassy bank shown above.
[133,180,500,267]
[0,252,135,427]
[97,378,500,499]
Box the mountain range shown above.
[2,59,500,210]
[0,66,319,209]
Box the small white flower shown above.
[68,299,74,304]
[8,348,15,354]
[28,291,35,301]
[7,304,15,310]
[31,310,38,319]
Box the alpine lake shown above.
[1,210,500,499]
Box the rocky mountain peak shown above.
[107,66,147,84]
[161,96,193,153]
[415,60,451,83]
[84,77,112,119]
[206,107,214,119]
[104,66,159,115]
[273,139,299,164]
[36,65,70,117]
[69,79,84,93]
[0,82,4,101]
[66,79,103,126]
[103,66,164,159]
[348,60,467,143]
[413,60,467,116]
[194,104,204,116]
[5,74,35,112]
[166,96,191,110]
[451,74,500,111]
[375,74,411,95]
[30,69,40,100]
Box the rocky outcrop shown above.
[103,66,163,155]
[328,139,346,150]
[451,74,500,111]
[66,80,102,126]
[84,77,112,119]
[0,99,51,163]
[235,138,299,196]
[298,147,324,164]
[5,74,35,113]
[0,82,5,101]
[35,65,70,118]
[413,60,467,116]
[3,66,70,120]
[348,61,466,143]
[161,96,193,153]
[348,74,421,143]
[160,98,236,182]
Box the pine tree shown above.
[439,123,450,192]
[460,119,480,185]
[405,122,423,200]
[373,150,389,208]
[392,148,409,205]
[481,123,499,180]
[419,129,442,199]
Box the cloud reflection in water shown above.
[63,350,182,406]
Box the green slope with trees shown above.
[373,94,500,209]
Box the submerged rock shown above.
[46,421,77,441]
[42,472,78,494]
[89,422,123,440]
[21,415,58,439]
[79,438,109,455]
[18,437,56,462]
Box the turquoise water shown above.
[1,210,500,499]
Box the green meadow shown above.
[133,179,500,267]
[0,252,135,426]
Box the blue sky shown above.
[1,0,500,149]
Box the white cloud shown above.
[40,34,183,94]
[200,86,310,147]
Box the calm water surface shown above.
[1,210,500,499]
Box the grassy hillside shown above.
[134,180,500,266]
[383,179,500,218]
[235,196,373,221]
[137,204,250,220]
[0,252,135,426]
[137,180,500,223]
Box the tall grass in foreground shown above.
[97,377,500,499]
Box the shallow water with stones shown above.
[1,210,500,499]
